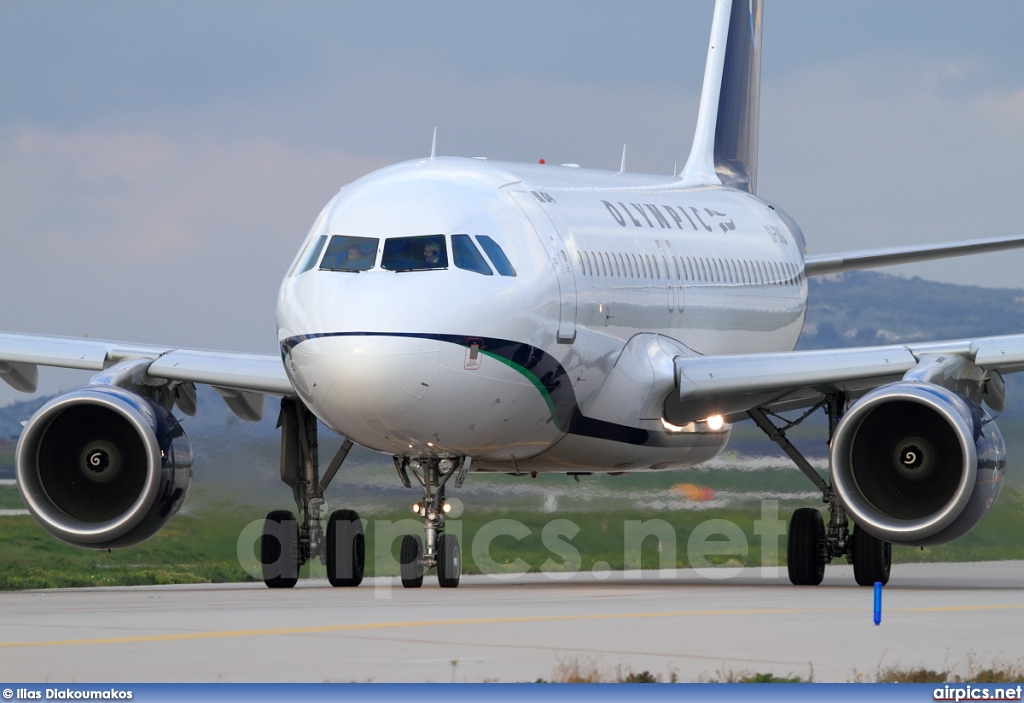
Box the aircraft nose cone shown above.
[290,304,440,421]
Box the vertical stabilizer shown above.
[680,0,763,194]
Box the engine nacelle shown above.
[830,382,1005,546]
[16,386,193,549]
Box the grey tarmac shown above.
[1,561,1022,683]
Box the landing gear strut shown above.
[749,394,891,587]
[259,398,364,588]
[395,456,467,588]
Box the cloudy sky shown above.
[3,1,1024,404]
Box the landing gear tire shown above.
[326,509,365,587]
[437,533,461,588]
[400,534,424,588]
[261,510,300,589]
[787,508,826,586]
[851,524,891,587]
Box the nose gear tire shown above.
[400,533,424,588]
[437,533,461,588]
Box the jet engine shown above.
[830,382,1005,546]
[16,386,193,549]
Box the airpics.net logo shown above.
[933,684,1023,701]
[235,498,790,586]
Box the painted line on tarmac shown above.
[0,608,812,649]
[0,509,28,516]
[5,603,1024,649]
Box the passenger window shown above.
[382,235,448,271]
[320,235,378,272]
[297,235,328,275]
[476,236,517,277]
[452,235,493,275]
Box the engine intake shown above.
[16,386,193,549]
[830,382,1005,546]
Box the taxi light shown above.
[706,415,725,431]
[442,503,452,514]
[412,503,421,513]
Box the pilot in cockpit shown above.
[340,245,374,270]
[423,242,441,266]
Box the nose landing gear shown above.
[395,456,467,588]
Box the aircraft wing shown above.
[667,334,1024,424]
[0,331,294,421]
[804,233,1024,276]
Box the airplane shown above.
[3,0,1024,590]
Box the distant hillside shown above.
[0,396,50,442]
[800,271,1024,350]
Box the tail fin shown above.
[680,0,763,194]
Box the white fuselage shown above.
[276,157,807,473]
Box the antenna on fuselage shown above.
[618,144,627,174]
[430,127,437,159]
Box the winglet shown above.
[680,0,763,193]
[430,127,437,160]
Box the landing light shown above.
[412,503,421,514]
[706,415,725,431]
[661,418,688,433]
[442,503,452,514]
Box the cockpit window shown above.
[320,235,379,271]
[381,234,448,271]
[296,235,328,275]
[451,234,493,275]
[476,236,517,277]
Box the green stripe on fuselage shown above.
[478,350,563,432]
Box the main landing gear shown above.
[259,399,365,588]
[749,394,891,587]
[394,456,468,588]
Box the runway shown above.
[1,561,1023,683]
